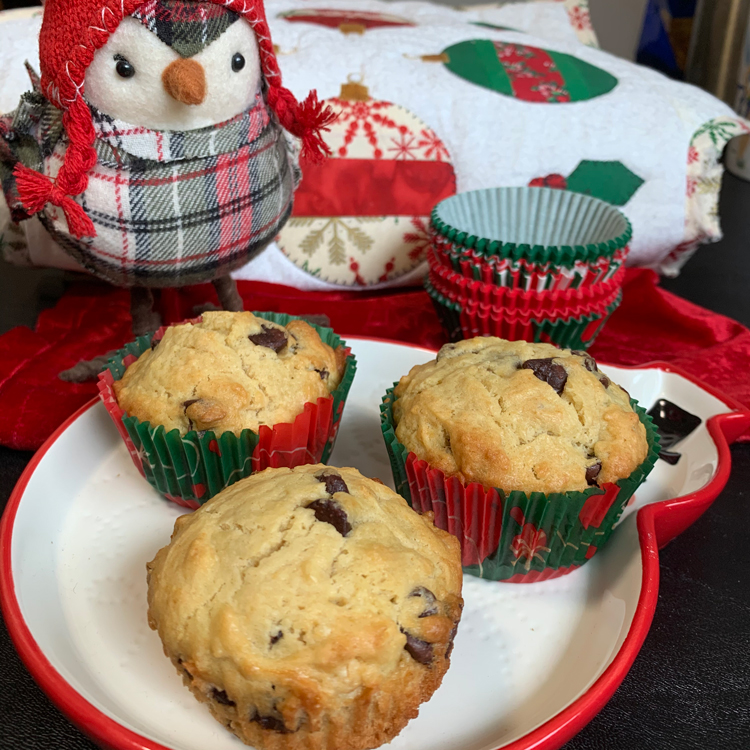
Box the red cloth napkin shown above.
[0,268,747,452]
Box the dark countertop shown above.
[1,174,749,749]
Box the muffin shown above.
[114,311,347,436]
[98,312,356,507]
[381,338,659,581]
[393,338,648,493]
[146,465,463,750]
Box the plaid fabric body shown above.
[132,0,240,57]
[2,91,298,287]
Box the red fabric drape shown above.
[0,268,747,452]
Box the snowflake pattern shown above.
[417,129,450,161]
[568,7,592,31]
[388,131,419,160]
[403,216,432,262]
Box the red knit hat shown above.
[14,0,334,238]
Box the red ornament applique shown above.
[278,84,456,285]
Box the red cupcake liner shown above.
[430,231,629,291]
[428,252,625,315]
[427,266,621,321]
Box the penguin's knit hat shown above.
[14,0,334,238]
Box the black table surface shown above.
[1,175,750,750]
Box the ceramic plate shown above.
[1,338,748,750]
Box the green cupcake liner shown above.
[436,241,628,291]
[380,384,660,582]
[425,279,621,350]
[98,312,357,507]
[431,187,632,268]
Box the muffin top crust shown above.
[146,464,463,734]
[114,311,347,435]
[393,338,649,494]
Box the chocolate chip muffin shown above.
[114,311,347,436]
[146,465,463,750]
[393,338,648,494]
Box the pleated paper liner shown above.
[97,312,357,508]
[380,385,659,582]
[430,233,628,292]
[426,279,621,349]
[430,187,632,267]
[427,255,625,316]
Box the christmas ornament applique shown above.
[529,160,645,206]
[277,8,414,34]
[278,81,456,286]
[440,40,617,102]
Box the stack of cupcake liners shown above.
[97,312,357,508]
[427,188,632,348]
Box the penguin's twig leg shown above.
[213,276,244,311]
[193,275,245,315]
[131,287,162,336]
[59,288,162,382]
[59,350,121,382]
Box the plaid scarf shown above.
[1,90,299,287]
[132,0,240,57]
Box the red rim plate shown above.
[1,342,748,750]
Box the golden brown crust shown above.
[147,465,463,750]
[113,312,344,436]
[393,338,648,494]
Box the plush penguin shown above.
[0,0,333,370]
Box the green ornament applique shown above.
[529,160,644,206]
[442,40,617,103]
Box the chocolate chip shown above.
[315,368,329,381]
[586,460,602,486]
[270,631,283,646]
[307,499,352,536]
[177,658,192,680]
[150,335,160,350]
[401,628,434,665]
[410,587,438,618]
[183,400,200,433]
[572,349,598,372]
[316,470,349,495]
[250,712,292,734]
[521,358,568,395]
[211,688,235,706]
[248,325,288,353]
[599,375,611,389]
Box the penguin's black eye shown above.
[231,53,245,72]
[114,55,135,79]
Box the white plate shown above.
[1,338,746,750]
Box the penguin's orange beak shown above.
[162,59,206,106]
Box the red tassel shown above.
[267,87,337,164]
[13,163,55,214]
[14,163,96,239]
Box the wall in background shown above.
[589,0,649,60]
